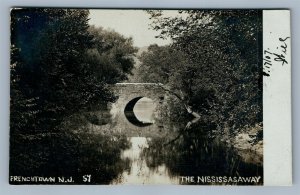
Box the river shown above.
[95,97,264,185]
[10,96,263,185]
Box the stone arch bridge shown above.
[109,83,169,137]
[113,83,165,108]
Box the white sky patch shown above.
[88,9,176,47]
[133,97,156,123]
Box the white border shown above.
[263,10,292,186]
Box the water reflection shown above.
[108,125,262,185]
[10,95,263,185]
[112,137,178,184]
[140,124,263,185]
[109,97,263,185]
[10,130,131,184]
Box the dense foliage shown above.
[138,10,263,135]
[86,26,137,84]
[10,8,137,182]
[10,8,136,133]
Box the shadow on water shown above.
[140,123,263,185]
[111,137,178,184]
[108,121,263,185]
[10,101,263,185]
[10,131,131,184]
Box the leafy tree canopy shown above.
[138,10,263,134]
[10,8,137,133]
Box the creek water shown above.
[10,96,263,185]
[103,98,263,185]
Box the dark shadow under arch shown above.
[124,97,153,127]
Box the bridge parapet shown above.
[111,83,165,102]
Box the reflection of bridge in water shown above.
[103,83,263,185]
[109,83,180,184]
[109,83,170,138]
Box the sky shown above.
[88,9,173,48]
[133,97,156,123]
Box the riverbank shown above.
[219,123,263,165]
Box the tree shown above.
[136,44,188,84]
[143,10,263,134]
[85,26,138,84]
[10,8,133,133]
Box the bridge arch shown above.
[109,83,166,136]
[124,96,154,127]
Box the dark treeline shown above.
[137,10,263,137]
[10,8,137,133]
[10,8,136,182]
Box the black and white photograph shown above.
[9,8,290,185]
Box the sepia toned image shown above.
[9,8,265,185]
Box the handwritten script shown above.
[263,36,290,77]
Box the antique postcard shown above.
[9,8,291,185]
